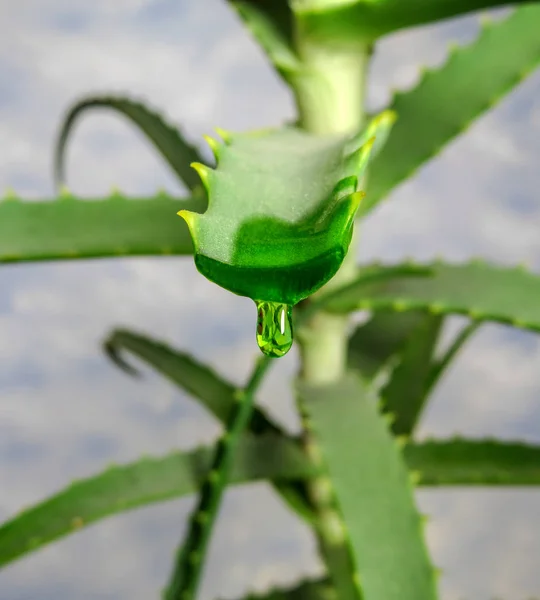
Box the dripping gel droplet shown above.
[255,300,293,358]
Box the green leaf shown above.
[105,329,315,524]
[0,193,202,264]
[363,4,540,215]
[164,356,272,599]
[4,434,537,568]
[405,439,540,486]
[297,373,437,600]
[323,261,540,334]
[180,111,395,306]
[0,433,314,569]
[423,319,482,398]
[54,95,204,192]
[228,1,300,77]
[219,578,331,600]
[348,309,435,378]
[293,0,537,44]
[105,329,278,432]
[380,313,443,436]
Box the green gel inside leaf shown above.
[256,301,293,357]
[178,111,396,356]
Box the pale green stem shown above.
[292,28,371,600]
[292,37,370,382]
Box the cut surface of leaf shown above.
[0,194,202,264]
[55,95,204,191]
[364,4,540,215]
[180,112,395,306]
[297,373,437,600]
[324,261,540,333]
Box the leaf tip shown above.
[215,126,232,145]
[203,134,221,162]
[392,299,410,312]
[2,186,20,201]
[110,185,125,198]
[395,435,409,449]
[409,470,422,486]
[70,516,84,530]
[190,161,213,191]
[59,184,74,199]
[177,209,199,236]
[428,302,445,315]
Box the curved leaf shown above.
[323,261,540,333]
[164,356,272,599]
[297,373,437,600]
[0,433,314,569]
[294,0,538,44]
[105,329,278,433]
[406,438,540,485]
[105,329,314,524]
[363,4,540,215]
[180,111,395,306]
[0,193,202,264]
[54,95,204,191]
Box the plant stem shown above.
[292,26,371,600]
[164,356,272,599]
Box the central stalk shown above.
[292,33,370,382]
[291,20,371,600]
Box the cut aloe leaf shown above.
[179,112,395,308]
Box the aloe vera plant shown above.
[1,2,540,599]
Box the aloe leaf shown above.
[105,329,314,524]
[179,111,395,307]
[323,261,540,334]
[297,373,437,600]
[363,4,540,215]
[0,433,314,569]
[423,319,482,398]
[293,0,538,44]
[348,309,435,378]
[164,357,272,599]
[0,193,202,264]
[228,1,300,77]
[105,329,278,432]
[405,438,540,485]
[4,434,537,569]
[55,95,204,191]
[219,578,331,600]
[380,313,443,436]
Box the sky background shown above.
[0,1,540,599]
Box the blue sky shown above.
[0,1,540,599]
